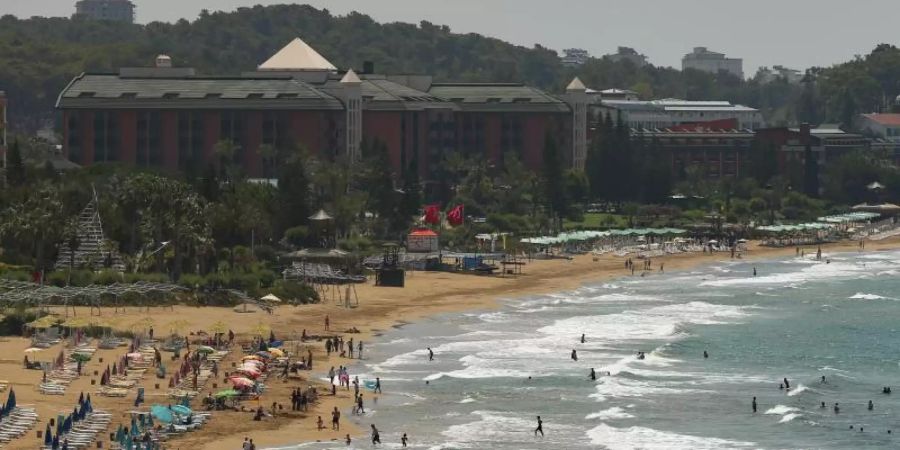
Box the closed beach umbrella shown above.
[44,424,52,446]
[5,388,15,411]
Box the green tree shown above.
[6,140,25,187]
[0,183,66,271]
[541,132,567,229]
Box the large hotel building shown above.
[57,38,589,181]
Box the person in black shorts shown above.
[371,424,381,445]
[534,416,544,437]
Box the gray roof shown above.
[57,73,344,110]
[427,83,571,113]
[318,76,455,111]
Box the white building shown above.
[594,98,764,130]
[757,65,804,84]
[858,113,900,141]
[682,47,743,79]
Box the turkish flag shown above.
[424,204,441,225]
[447,205,464,226]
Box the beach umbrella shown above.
[215,389,239,399]
[78,392,84,405]
[71,352,91,363]
[268,348,285,357]
[229,376,254,389]
[44,424,52,446]
[130,415,138,435]
[85,397,93,413]
[252,322,270,337]
[27,315,59,329]
[255,351,272,359]
[147,412,154,428]
[127,352,143,360]
[63,415,72,433]
[115,424,124,442]
[5,388,15,412]
[196,345,215,354]
[241,355,263,362]
[24,347,43,354]
[235,368,260,379]
[150,405,174,424]
[56,414,63,436]
[171,405,191,416]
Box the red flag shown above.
[447,205,465,226]
[424,204,441,225]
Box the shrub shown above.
[270,280,319,304]
[284,226,309,247]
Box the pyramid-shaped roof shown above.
[259,37,337,71]
[566,77,586,91]
[340,69,361,85]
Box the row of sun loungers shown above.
[0,407,38,446]
[42,411,112,450]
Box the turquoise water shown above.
[280,249,900,449]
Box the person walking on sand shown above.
[358,341,364,359]
[332,406,341,430]
[428,348,434,361]
[534,416,544,437]
[371,424,381,445]
[325,315,330,331]
[317,416,324,430]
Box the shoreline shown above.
[4,238,900,450]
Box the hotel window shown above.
[93,111,119,163]
[177,112,204,172]
[220,111,245,165]
[137,111,162,166]
[67,114,82,163]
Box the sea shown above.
[275,249,900,449]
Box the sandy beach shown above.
[3,237,900,450]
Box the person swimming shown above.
[703,351,709,359]
[820,402,826,408]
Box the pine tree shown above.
[803,143,819,197]
[542,132,568,228]
[6,140,25,187]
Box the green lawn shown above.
[564,213,628,230]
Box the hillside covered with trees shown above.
[3,4,900,131]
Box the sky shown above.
[4,0,900,75]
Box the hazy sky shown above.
[5,0,900,74]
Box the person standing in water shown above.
[571,349,578,361]
[534,416,544,437]
[834,403,840,414]
[703,351,709,359]
[401,433,408,448]
[869,400,874,411]
[580,334,586,344]
[374,377,382,394]
[590,368,596,381]
[753,267,757,276]
[370,424,381,445]
[427,348,434,361]
[783,378,790,390]
[752,396,757,413]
